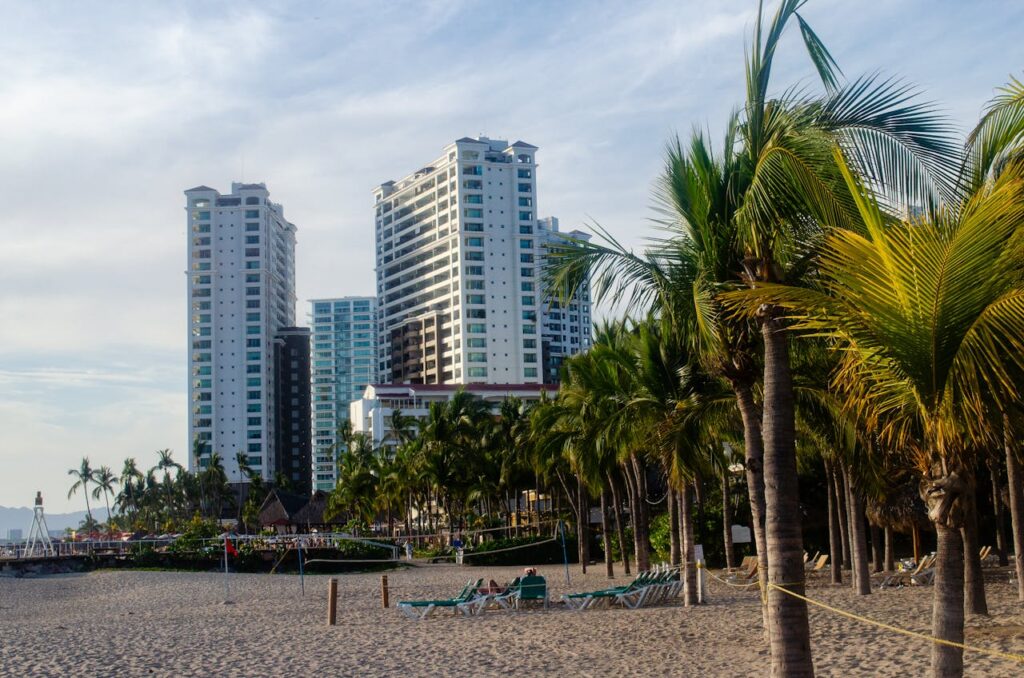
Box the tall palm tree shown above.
[67,457,95,526]
[116,458,144,526]
[732,154,1024,676]
[90,466,119,532]
[152,449,182,519]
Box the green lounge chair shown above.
[458,577,521,616]
[397,578,483,620]
[561,571,655,611]
[493,575,548,611]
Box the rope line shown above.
[460,537,558,558]
[699,564,1024,664]
[769,582,1024,664]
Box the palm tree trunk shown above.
[760,315,813,676]
[624,458,649,571]
[733,383,771,633]
[825,459,842,584]
[961,477,988,616]
[870,524,883,574]
[722,473,735,570]
[1006,417,1024,602]
[988,459,1009,567]
[632,455,652,570]
[514,490,521,538]
[601,489,614,578]
[843,468,871,596]
[833,467,850,570]
[535,479,542,536]
[576,476,589,574]
[668,485,681,567]
[608,471,631,575]
[680,483,697,606]
[931,524,965,677]
[884,526,895,572]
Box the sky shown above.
[0,0,1021,513]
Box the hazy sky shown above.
[1,0,1020,512]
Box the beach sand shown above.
[2,565,1022,677]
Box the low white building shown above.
[350,382,554,450]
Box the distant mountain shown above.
[0,506,90,537]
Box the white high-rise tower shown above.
[374,136,545,385]
[185,182,297,484]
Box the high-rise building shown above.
[374,136,545,385]
[185,182,297,484]
[309,297,378,492]
[274,327,312,495]
[537,217,593,383]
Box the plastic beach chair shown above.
[397,578,484,620]
[561,571,655,611]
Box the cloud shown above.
[1,0,1022,509]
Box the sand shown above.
[1,565,1022,677]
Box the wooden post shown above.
[380,575,389,608]
[327,578,338,626]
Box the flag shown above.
[225,537,238,557]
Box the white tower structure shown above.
[374,136,544,385]
[185,182,298,484]
[25,491,53,557]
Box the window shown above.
[467,337,486,347]
[245,222,259,232]
[465,237,483,247]
[518,197,533,207]
[524,353,537,363]
[520,239,533,248]
[465,222,483,232]
[520,267,534,277]
[467,323,486,333]
[467,308,486,319]
[467,352,487,362]
[245,197,260,205]
[462,165,483,175]
[246,339,260,348]
[247,417,262,426]
[521,281,534,291]
[524,367,538,378]
[192,199,210,207]
[246,313,260,322]
[463,195,482,204]
[246,287,260,295]
[466,265,484,275]
[519,211,533,221]
[246,364,260,373]
[247,390,262,400]
[245,235,259,244]
[196,210,210,220]
[468,367,487,378]
[523,324,536,334]
[245,248,260,257]
[522,310,537,321]
[464,208,483,218]
[466,279,485,289]
[245,274,260,283]
[522,296,535,306]
[520,253,534,263]
[465,251,484,261]
[463,179,482,189]
[245,210,260,218]
[519,225,533,234]
[523,338,536,349]
[247,430,261,440]
[245,261,259,269]
[246,377,261,387]
[517,183,531,192]
[517,169,532,179]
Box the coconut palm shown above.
[67,457,95,526]
[731,153,1024,676]
[90,466,119,532]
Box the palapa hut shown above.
[257,489,329,534]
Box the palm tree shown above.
[732,153,1024,676]
[116,458,144,527]
[152,449,182,520]
[90,466,119,533]
[67,457,95,526]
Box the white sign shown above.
[731,524,752,544]
[693,544,705,563]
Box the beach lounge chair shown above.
[806,555,829,574]
[397,578,484,620]
[727,558,759,584]
[457,577,521,616]
[492,575,547,611]
[562,571,656,611]
[616,567,681,609]
[879,555,935,589]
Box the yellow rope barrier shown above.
[765,582,1024,664]
[698,563,1024,664]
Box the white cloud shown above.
[1,0,1022,508]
